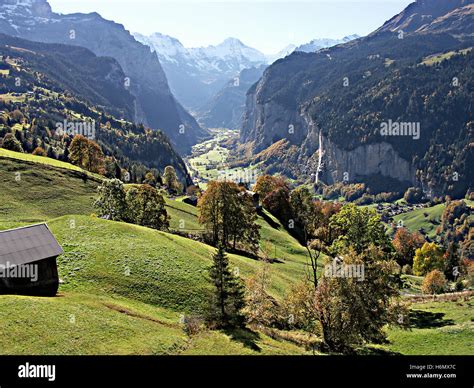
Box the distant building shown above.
[0,224,63,296]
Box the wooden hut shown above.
[0,224,63,296]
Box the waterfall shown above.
[315,129,324,184]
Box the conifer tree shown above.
[207,245,245,328]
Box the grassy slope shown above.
[393,204,445,239]
[0,148,99,177]
[0,152,310,355]
[0,157,98,229]
[165,197,203,232]
[385,298,474,355]
[393,200,473,239]
[0,151,472,355]
[0,291,306,355]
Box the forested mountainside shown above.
[198,65,267,129]
[0,34,135,120]
[0,34,191,184]
[0,0,208,154]
[241,0,474,198]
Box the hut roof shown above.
[0,224,63,266]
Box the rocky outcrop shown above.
[318,136,416,186]
[241,87,308,152]
[243,96,416,188]
[372,0,471,34]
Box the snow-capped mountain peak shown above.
[266,44,297,63]
[133,32,268,109]
[295,34,361,53]
[192,37,267,64]
[0,0,52,17]
[134,32,186,60]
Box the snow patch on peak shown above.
[296,34,360,53]
[266,44,297,63]
[193,37,267,64]
[134,32,187,61]
[0,0,52,17]
[135,32,267,68]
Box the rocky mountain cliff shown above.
[0,0,208,154]
[241,0,474,198]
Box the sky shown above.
[48,0,414,54]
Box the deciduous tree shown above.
[125,184,169,230]
[198,181,260,253]
[68,135,104,174]
[413,242,445,276]
[422,270,447,295]
[94,179,128,221]
[163,165,182,194]
[243,264,276,327]
[393,227,425,266]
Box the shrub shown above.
[32,146,47,156]
[374,192,401,203]
[404,187,424,204]
[354,194,375,205]
[1,133,23,152]
[182,315,204,337]
[422,270,447,295]
[453,279,465,292]
[402,264,413,275]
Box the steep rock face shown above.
[241,97,307,152]
[320,137,416,186]
[247,104,416,188]
[0,0,208,154]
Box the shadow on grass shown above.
[257,209,280,229]
[409,310,455,329]
[224,327,262,352]
[355,347,402,356]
